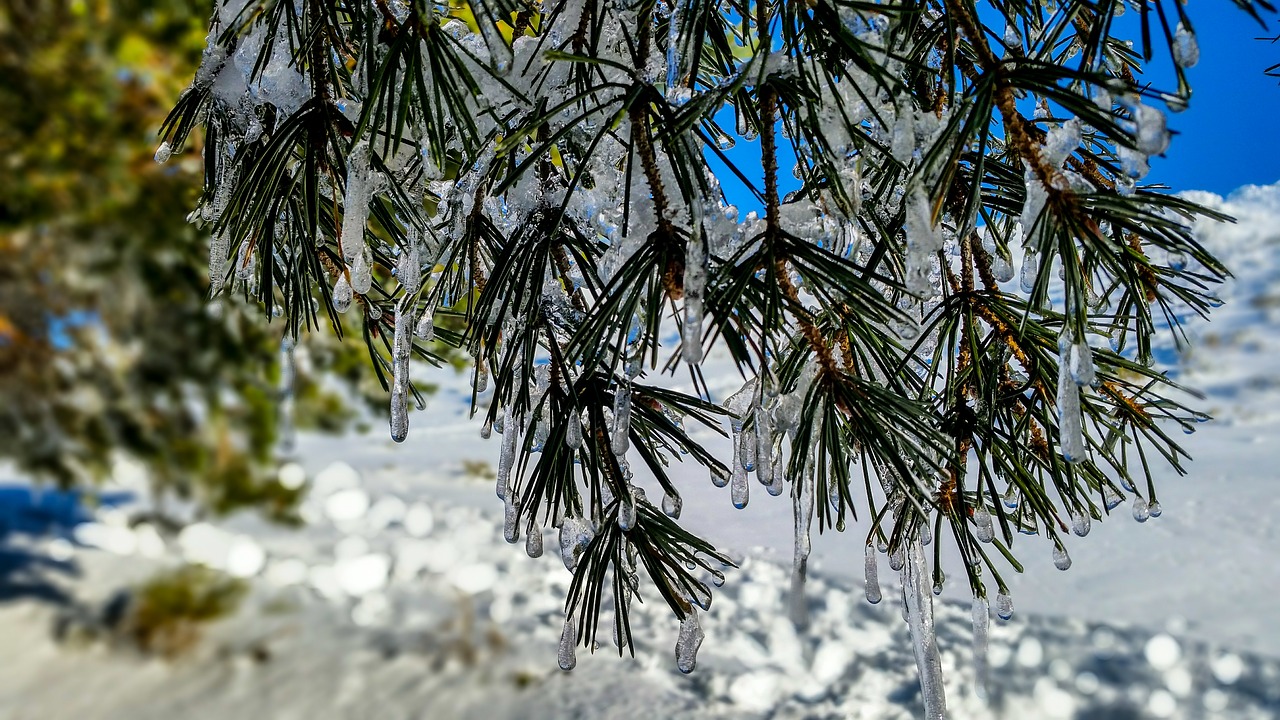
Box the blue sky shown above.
[709,8,1279,211]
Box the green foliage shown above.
[0,0,375,519]
[124,564,248,658]
[162,0,1274,674]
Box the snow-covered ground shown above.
[0,184,1278,719]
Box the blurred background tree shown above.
[0,0,387,524]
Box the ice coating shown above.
[611,387,631,455]
[902,537,946,720]
[558,516,593,573]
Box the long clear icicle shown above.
[730,422,749,509]
[611,385,631,454]
[496,415,519,499]
[972,595,990,700]
[674,609,704,674]
[790,465,815,629]
[903,535,947,720]
[681,204,707,364]
[340,141,372,264]
[1058,339,1086,462]
[389,300,412,442]
[754,403,774,489]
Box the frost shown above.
[902,536,946,720]
[674,609,704,674]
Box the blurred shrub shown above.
[123,564,248,658]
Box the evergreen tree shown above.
[161,0,1274,711]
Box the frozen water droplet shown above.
[889,545,904,571]
[1132,497,1150,523]
[1173,23,1199,68]
[565,414,583,450]
[1071,511,1091,537]
[974,506,995,543]
[1148,501,1162,518]
[503,492,521,544]
[710,466,729,488]
[154,141,173,164]
[662,491,682,519]
[1104,486,1123,511]
[526,525,543,558]
[558,618,577,670]
[1053,545,1072,571]
[995,592,1014,621]
[333,274,353,313]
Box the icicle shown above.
[904,186,941,296]
[503,491,521,543]
[674,609,704,674]
[154,141,173,164]
[1132,497,1150,523]
[617,486,637,531]
[558,516,594,572]
[1069,338,1096,387]
[666,2,681,91]
[350,250,372,295]
[396,241,421,294]
[1071,510,1091,537]
[340,141,372,264]
[332,274,353,313]
[1173,23,1199,68]
[790,465,815,629]
[1019,250,1040,294]
[389,302,412,443]
[902,536,947,720]
[973,505,995,543]
[754,404,774,488]
[565,413,583,450]
[558,618,577,670]
[526,525,543,558]
[730,453,749,509]
[864,543,882,604]
[1057,346,1086,462]
[414,304,435,340]
[972,595,990,700]
[995,592,1014,621]
[662,491,682,519]
[611,386,631,454]
[890,101,915,164]
[496,418,519,499]
[209,233,230,294]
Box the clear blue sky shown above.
[708,7,1279,211]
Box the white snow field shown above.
[0,184,1277,719]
